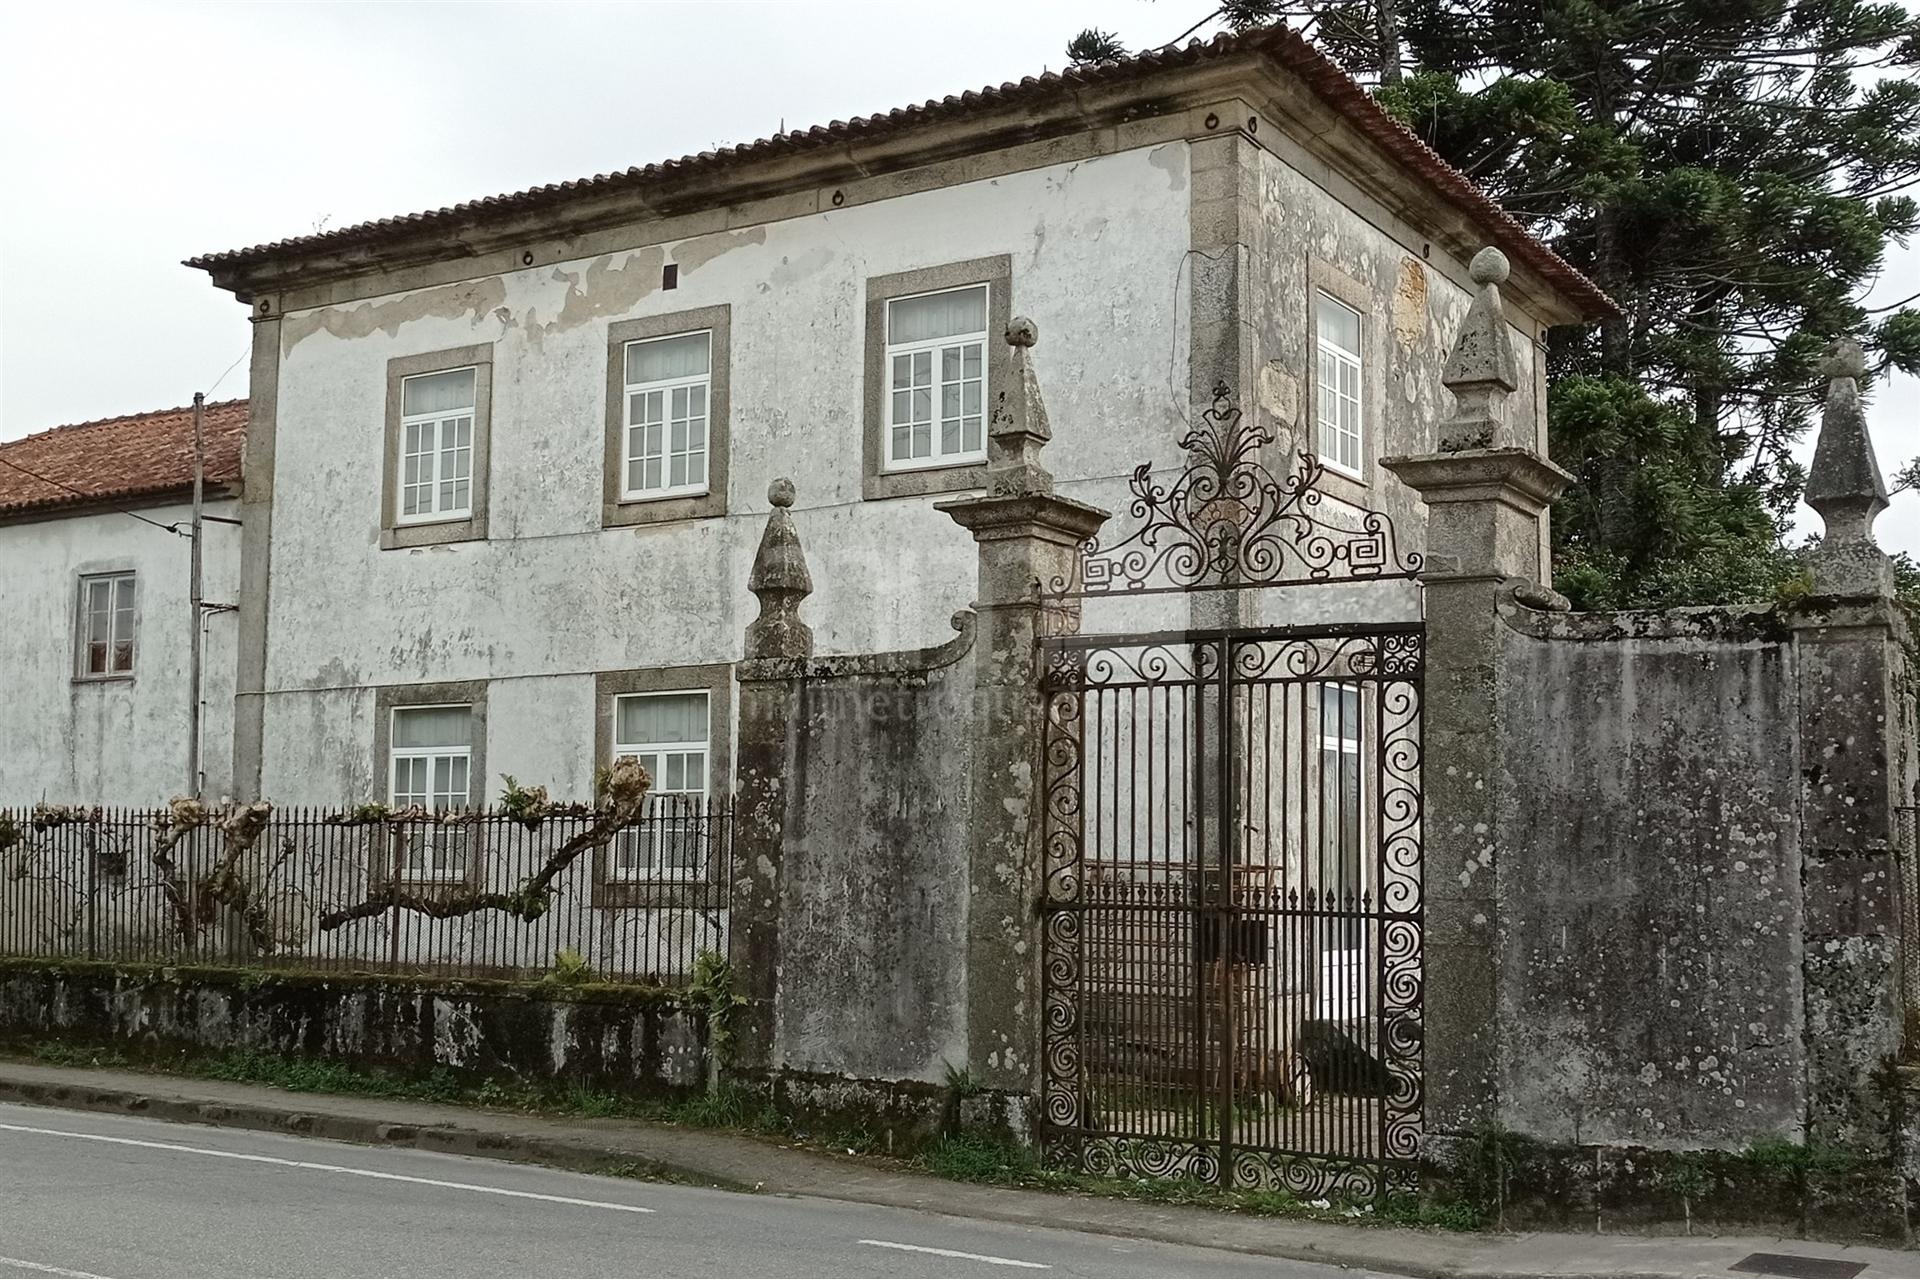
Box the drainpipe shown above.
[187,392,206,799]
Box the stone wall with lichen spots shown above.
[1491,598,1806,1149]
[0,958,706,1094]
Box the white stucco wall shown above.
[260,141,1199,804]
[256,131,1560,806]
[0,500,241,804]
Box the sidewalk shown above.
[0,1058,1910,1279]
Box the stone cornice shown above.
[1380,447,1574,515]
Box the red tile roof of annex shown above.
[0,400,248,517]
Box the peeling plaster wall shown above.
[0,502,241,804]
[1494,607,1805,1149]
[260,144,1194,803]
[772,651,975,1084]
[1244,146,1544,629]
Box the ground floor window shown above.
[612,690,710,879]
[389,703,473,881]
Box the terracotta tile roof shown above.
[185,27,1614,318]
[0,400,248,518]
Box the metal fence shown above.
[0,798,731,986]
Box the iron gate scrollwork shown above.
[1048,384,1422,599]
[1035,387,1424,1201]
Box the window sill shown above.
[382,517,487,550]
[864,460,988,502]
[590,878,721,909]
[71,673,135,686]
[1314,464,1371,507]
[603,488,726,528]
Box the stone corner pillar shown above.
[1788,340,1912,1239]
[1378,247,1571,1141]
[936,318,1108,1099]
[729,478,814,1076]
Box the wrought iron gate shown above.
[1035,387,1424,1199]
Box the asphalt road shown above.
[0,1101,1385,1278]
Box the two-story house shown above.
[164,28,1603,832]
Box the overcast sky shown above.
[1,0,1913,550]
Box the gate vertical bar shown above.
[1215,630,1236,1185]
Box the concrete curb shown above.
[0,1073,744,1189]
[0,1066,1909,1279]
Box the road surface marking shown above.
[0,1121,655,1215]
[858,1240,1050,1269]
[0,1259,123,1279]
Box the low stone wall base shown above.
[0,959,707,1097]
[1424,1130,1910,1243]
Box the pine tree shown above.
[1066,29,1127,64]
[1147,1,1920,608]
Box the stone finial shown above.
[986,317,1055,498]
[1805,337,1893,597]
[1439,247,1521,451]
[745,477,814,658]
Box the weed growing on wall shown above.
[687,950,746,1074]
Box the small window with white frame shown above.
[622,331,712,500]
[612,691,710,880]
[884,284,988,471]
[388,703,473,881]
[75,571,136,678]
[1315,294,1364,478]
[397,366,477,524]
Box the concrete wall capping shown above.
[737,610,977,684]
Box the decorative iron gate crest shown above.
[1049,384,1422,598]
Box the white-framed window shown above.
[1316,295,1364,477]
[612,691,711,880]
[884,283,987,471]
[388,703,473,881]
[76,572,136,678]
[397,366,477,523]
[622,331,711,500]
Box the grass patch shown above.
[15,1038,754,1132]
[911,1132,1480,1230]
[13,1039,1480,1230]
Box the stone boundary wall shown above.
[1493,594,1805,1151]
[741,612,979,1086]
[0,959,707,1096]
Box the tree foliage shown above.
[1066,29,1127,64]
[1140,0,1920,608]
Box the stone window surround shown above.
[71,564,139,684]
[369,680,489,892]
[1303,260,1382,508]
[592,661,733,908]
[603,305,732,528]
[381,344,495,550]
[863,254,1012,502]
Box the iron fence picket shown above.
[0,800,731,987]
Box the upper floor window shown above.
[397,367,477,523]
[76,571,135,678]
[622,331,711,500]
[613,690,710,880]
[884,284,988,471]
[389,703,473,881]
[1316,294,1364,478]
